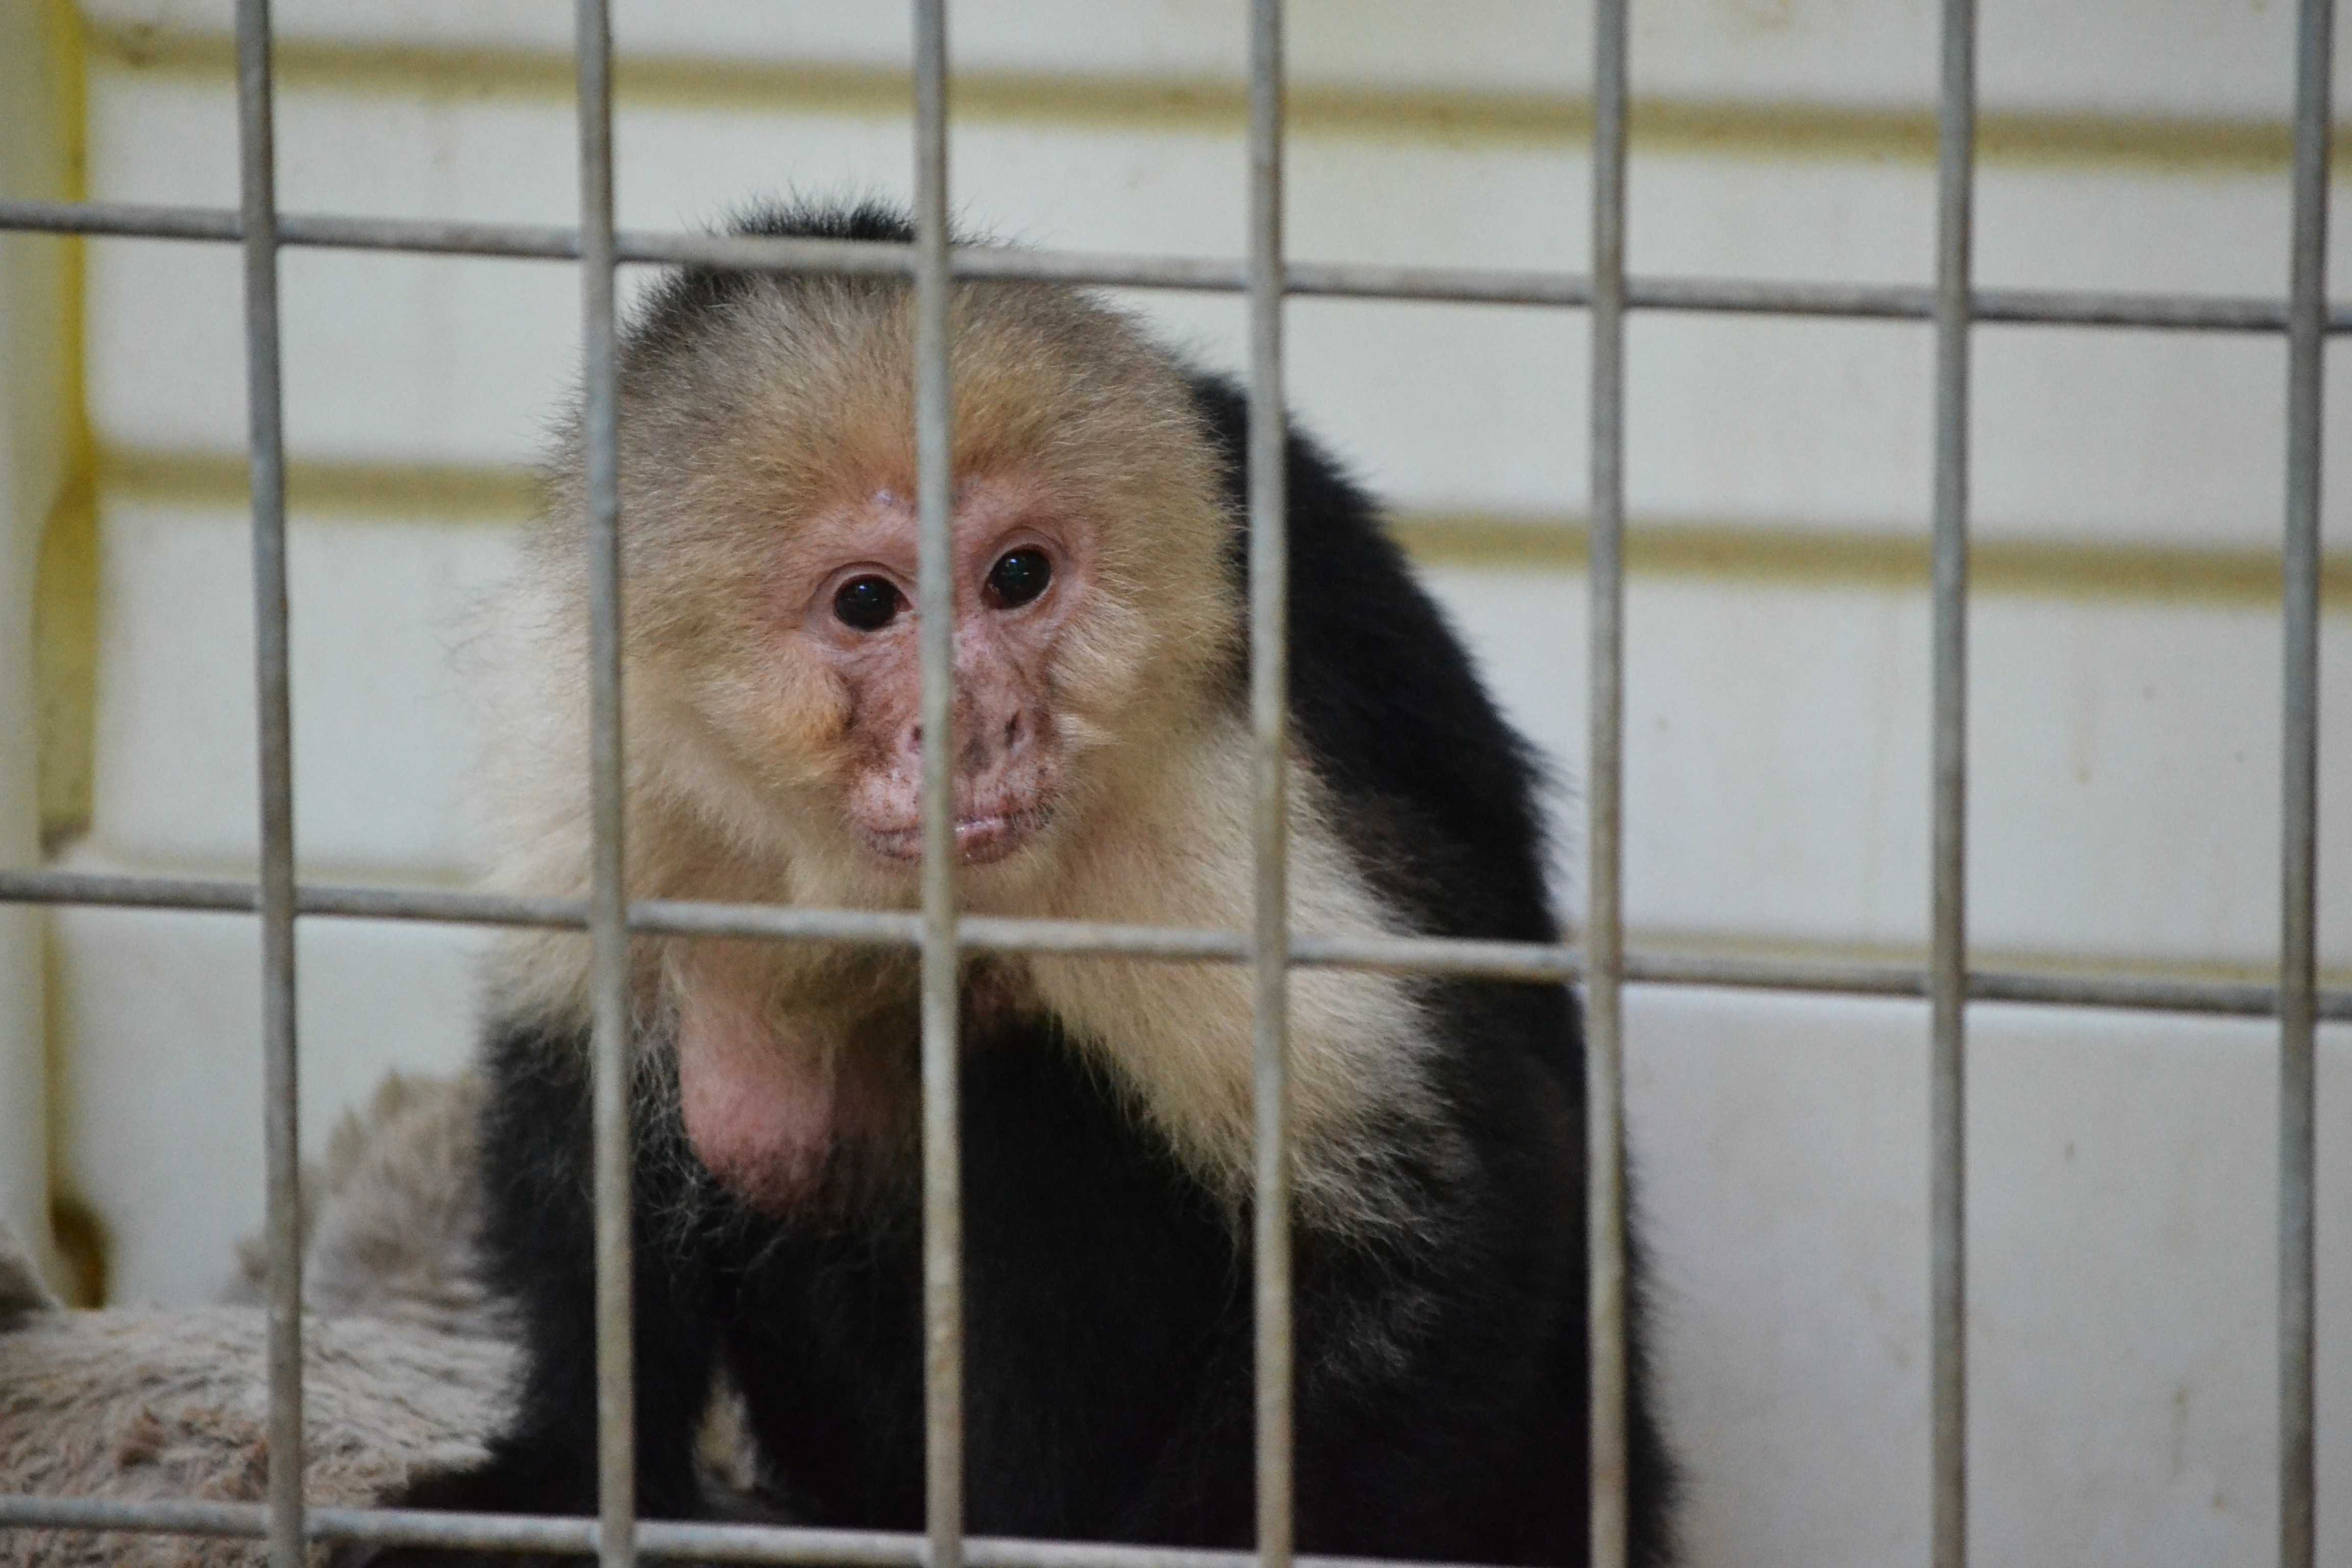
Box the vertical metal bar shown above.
[1584,2,1630,1565]
[1928,3,1976,1566]
[2277,4,2332,1565]
[232,5,302,1567]
[573,5,635,1566]
[911,7,965,1568]
[1245,2,1293,1564]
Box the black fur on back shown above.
[363,202,1674,1568]
[1186,374,1676,1564]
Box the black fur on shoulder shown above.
[1189,373,1677,1564]
[1188,376,1558,949]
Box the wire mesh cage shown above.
[0,2,2340,1566]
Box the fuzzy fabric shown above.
[0,1301,516,1568]
[0,1074,518,1568]
[224,1074,500,1339]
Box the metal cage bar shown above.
[1245,4,1297,1564]
[572,2,638,1565]
[1927,4,1977,1566]
[230,4,304,1567]
[0,1495,1514,1568]
[6,867,2351,1018]
[910,6,968,1567]
[1584,2,1631,1565]
[5,197,2351,333]
[2277,3,2334,1565]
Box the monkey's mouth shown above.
[859,805,1053,867]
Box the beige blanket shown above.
[0,1077,515,1568]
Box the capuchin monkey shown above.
[362,203,1674,1566]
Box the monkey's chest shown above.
[718,1032,1248,1539]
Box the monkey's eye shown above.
[832,575,903,631]
[986,548,1053,609]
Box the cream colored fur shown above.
[1024,717,1458,1233]
[474,269,1447,1237]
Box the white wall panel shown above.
[86,240,579,473]
[1969,595,2334,966]
[1287,300,1587,516]
[84,233,247,458]
[88,500,517,875]
[1623,314,1934,530]
[1425,566,2352,966]
[1973,330,2292,547]
[50,906,488,1307]
[1630,989,2352,1568]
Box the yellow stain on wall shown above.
[32,467,95,854]
[32,0,94,854]
[71,450,2352,614]
[100,450,544,523]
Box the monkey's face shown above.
[777,467,1093,871]
[575,279,1234,913]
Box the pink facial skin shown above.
[676,472,1094,1213]
[783,470,1095,868]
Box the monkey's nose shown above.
[961,710,1025,773]
[902,710,1030,771]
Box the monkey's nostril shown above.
[1003,715,1022,750]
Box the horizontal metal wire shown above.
[3,197,2347,330]
[0,1497,1494,1568]
[4,867,2344,1018]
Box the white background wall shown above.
[7,2,2351,1564]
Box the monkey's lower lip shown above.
[861,811,1043,866]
